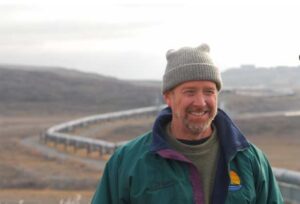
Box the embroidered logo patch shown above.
[228,170,243,191]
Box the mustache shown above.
[186,107,210,113]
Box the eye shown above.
[204,89,216,95]
[183,89,195,96]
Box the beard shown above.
[181,106,217,135]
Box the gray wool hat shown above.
[162,43,222,93]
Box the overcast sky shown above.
[1,0,300,80]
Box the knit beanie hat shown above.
[162,43,222,93]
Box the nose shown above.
[193,93,206,107]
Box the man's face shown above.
[164,80,218,137]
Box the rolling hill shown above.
[1,64,300,116]
[0,65,161,115]
[222,65,300,88]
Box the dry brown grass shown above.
[0,189,94,204]
[236,115,300,171]
[70,116,155,142]
[0,112,103,203]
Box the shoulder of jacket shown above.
[241,143,272,176]
[231,143,268,170]
[247,143,267,161]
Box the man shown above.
[92,44,283,204]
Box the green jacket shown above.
[92,108,283,204]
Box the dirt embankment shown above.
[0,114,102,190]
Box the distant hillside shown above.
[1,63,300,116]
[222,65,300,89]
[128,65,300,89]
[0,65,161,115]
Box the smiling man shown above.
[164,80,218,140]
[92,44,283,204]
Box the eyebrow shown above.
[181,87,196,90]
[181,86,216,91]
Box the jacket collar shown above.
[214,108,250,162]
[150,107,250,163]
[150,107,172,151]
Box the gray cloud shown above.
[0,2,162,50]
[0,21,160,44]
[0,4,165,80]
[0,49,164,80]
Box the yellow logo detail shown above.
[229,170,241,185]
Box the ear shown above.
[163,91,172,107]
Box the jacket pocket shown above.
[131,180,193,204]
[225,184,256,204]
[146,180,177,192]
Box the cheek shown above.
[179,98,194,109]
[210,99,218,109]
[205,96,217,106]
